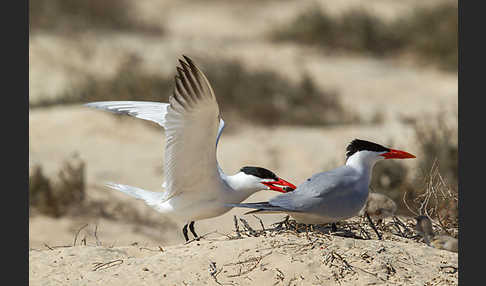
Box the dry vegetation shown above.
[29,154,85,217]
[29,154,178,235]
[29,0,164,34]
[232,214,426,245]
[271,1,457,71]
[370,112,458,236]
[30,55,358,126]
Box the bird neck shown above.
[345,151,381,183]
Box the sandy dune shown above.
[29,219,458,286]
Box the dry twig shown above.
[92,259,123,271]
[73,223,89,246]
[233,215,241,238]
[94,224,102,246]
[239,218,258,237]
[225,251,272,278]
[253,215,266,232]
[184,230,217,245]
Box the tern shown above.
[415,215,458,252]
[227,139,415,227]
[85,56,296,242]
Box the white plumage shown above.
[85,56,295,241]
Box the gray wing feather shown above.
[269,166,362,215]
[226,202,297,214]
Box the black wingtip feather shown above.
[182,55,194,66]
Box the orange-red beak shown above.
[381,149,416,159]
[262,178,297,193]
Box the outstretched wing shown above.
[163,56,222,200]
[85,56,225,200]
[84,101,225,147]
[84,101,170,127]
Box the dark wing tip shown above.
[244,209,265,215]
[182,55,194,65]
[181,55,201,78]
[178,59,190,71]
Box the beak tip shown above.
[266,178,297,193]
[283,186,295,192]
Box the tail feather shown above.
[105,182,168,212]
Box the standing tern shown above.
[227,139,415,227]
[85,56,296,242]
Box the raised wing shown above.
[163,56,222,200]
[85,56,226,199]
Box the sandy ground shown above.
[29,218,458,286]
[29,0,458,284]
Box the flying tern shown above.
[85,56,296,242]
[227,139,415,227]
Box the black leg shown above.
[189,221,199,240]
[183,224,189,242]
[366,212,382,240]
[331,223,337,232]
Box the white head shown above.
[225,166,296,194]
[345,139,416,170]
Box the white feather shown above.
[105,182,172,213]
[85,57,265,224]
[84,101,169,127]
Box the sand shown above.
[29,217,458,286]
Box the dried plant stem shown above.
[184,230,217,245]
[73,223,89,246]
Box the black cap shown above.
[240,166,278,180]
[345,139,390,158]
